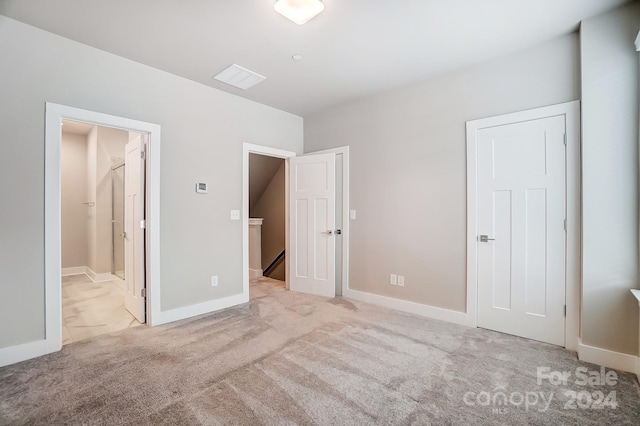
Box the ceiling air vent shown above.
[213,64,266,90]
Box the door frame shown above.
[242,144,296,296]
[465,101,581,351]
[242,144,350,298]
[45,103,161,352]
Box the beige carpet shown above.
[1,277,639,425]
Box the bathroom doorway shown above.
[60,120,144,344]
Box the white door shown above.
[289,153,336,297]
[476,115,566,346]
[124,135,146,323]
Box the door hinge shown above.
[564,305,566,317]
[140,219,146,229]
[563,133,567,145]
[141,288,147,298]
[141,150,146,160]
[564,219,567,232]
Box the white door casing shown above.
[476,115,566,346]
[124,135,146,322]
[289,152,336,297]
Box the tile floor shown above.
[62,274,142,345]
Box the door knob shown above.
[479,235,495,242]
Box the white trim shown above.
[305,146,350,296]
[249,268,263,278]
[60,267,123,287]
[344,289,472,327]
[242,143,296,298]
[153,293,248,325]
[85,267,113,283]
[111,274,126,290]
[465,101,581,350]
[577,339,638,374]
[0,103,163,368]
[61,266,86,276]
[0,339,60,368]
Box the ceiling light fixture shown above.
[274,0,324,25]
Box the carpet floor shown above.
[1,278,639,425]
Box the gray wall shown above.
[0,16,302,349]
[61,132,89,269]
[580,2,640,355]
[251,162,286,281]
[305,33,580,312]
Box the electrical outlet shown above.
[398,275,405,287]
[390,274,398,286]
[211,275,218,287]
[230,210,240,220]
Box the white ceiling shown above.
[0,0,630,116]
[61,119,94,135]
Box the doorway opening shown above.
[60,121,146,344]
[242,143,350,302]
[248,153,287,293]
[41,103,161,361]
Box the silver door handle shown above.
[322,230,334,235]
[479,235,495,242]
[120,232,127,238]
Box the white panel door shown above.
[289,153,336,297]
[124,135,146,323]
[477,115,565,346]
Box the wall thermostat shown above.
[196,182,208,194]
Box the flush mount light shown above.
[274,0,324,25]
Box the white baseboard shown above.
[62,266,113,282]
[249,268,263,278]
[577,339,639,374]
[61,266,86,276]
[85,267,113,283]
[111,274,126,290]
[0,336,60,368]
[153,293,249,326]
[343,287,472,327]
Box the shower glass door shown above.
[112,165,125,279]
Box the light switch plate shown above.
[398,275,405,287]
[230,210,240,220]
[350,210,357,220]
[211,275,218,287]
[390,274,398,286]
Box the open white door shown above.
[289,152,336,297]
[124,135,146,323]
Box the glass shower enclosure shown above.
[111,164,125,279]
